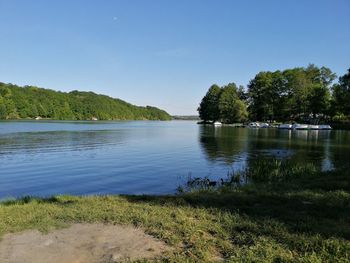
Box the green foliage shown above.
[0,96,6,119]
[247,71,276,121]
[198,84,221,122]
[239,159,319,184]
[219,84,248,123]
[0,82,171,120]
[198,83,248,123]
[181,159,320,191]
[198,64,346,124]
[307,84,331,117]
[332,68,350,116]
[237,85,248,101]
[247,65,336,121]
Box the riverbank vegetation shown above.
[198,83,248,124]
[0,82,171,120]
[1,161,349,262]
[198,65,350,125]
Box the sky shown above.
[0,0,349,115]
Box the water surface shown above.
[0,121,349,198]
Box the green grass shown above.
[1,164,350,262]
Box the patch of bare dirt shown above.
[0,223,168,263]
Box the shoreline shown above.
[1,166,349,262]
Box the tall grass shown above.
[181,159,319,192]
[243,159,318,183]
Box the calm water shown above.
[0,120,349,198]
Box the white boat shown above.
[213,121,222,126]
[309,125,320,130]
[292,124,309,130]
[260,122,269,128]
[278,123,332,130]
[248,122,260,128]
[278,124,292,129]
[319,125,332,130]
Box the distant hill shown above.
[0,82,171,121]
[172,115,200,120]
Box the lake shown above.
[0,120,349,198]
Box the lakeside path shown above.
[0,167,349,262]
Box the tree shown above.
[305,64,334,118]
[237,85,248,101]
[307,84,331,117]
[0,96,6,119]
[283,68,310,119]
[332,68,350,116]
[248,65,336,122]
[198,83,248,123]
[270,70,288,120]
[247,72,274,121]
[198,84,221,122]
[219,83,248,123]
[0,82,171,120]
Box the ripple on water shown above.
[0,121,349,198]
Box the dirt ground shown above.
[0,223,168,263]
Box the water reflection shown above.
[0,130,127,157]
[199,126,248,164]
[199,126,350,172]
[0,121,349,198]
[328,130,350,170]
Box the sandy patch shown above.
[0,223,168,263]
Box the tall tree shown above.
[247,72,274,121]
[307,84,331,117]
[283,68,310,118]
[237,85,248,101]
[247,65,336,121]
[305,64,335,117]
[219,83,248,123]
[198,84,221,122]
[332,68,350,116]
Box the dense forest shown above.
[0,83,171,121]
[198,65,350,124]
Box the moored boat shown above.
[248,122,260,128]
[318,125,332,130]
[309,125,320,130]
[260,122,269,128]
[278,124,292,129]
[213,121,222,126]
[292,124,309,130]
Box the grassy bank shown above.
[1,164,349,262]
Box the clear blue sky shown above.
[0,0,349,115]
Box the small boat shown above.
[278,123,332,130]
[319,125,332,130]
[260,122,269,128]
[278,124,292,129]
[213,121,222,126]
[292,124,309,130]
[248,122,260,128]
[309,125,320,130]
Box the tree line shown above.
[198,65,350,123]
[0,83,171,121]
